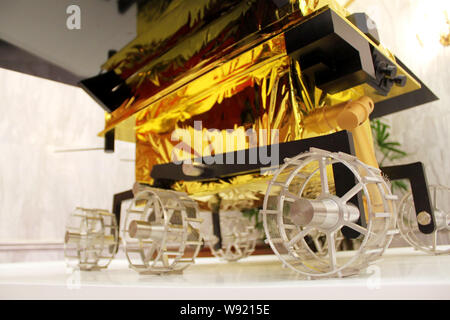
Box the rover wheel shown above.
[64,208,118,271]
[123,188,203,274]
[262,148,397,279]
[207,214,258,262]
[398,185,450,255]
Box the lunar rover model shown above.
[64,0,449,278]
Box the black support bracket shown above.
[334,162,367,239]
[152,131,356,183]
[112,190,134,232]
[104,129,115,153]
[211,195,223,251]
[79,70,132,113]
[151,130,366,240]
[381,162,435,234]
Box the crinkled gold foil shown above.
[134,33,358,204]
[95,0,421,207]
[135,34,303,185]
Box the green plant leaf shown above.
[371,118,408,172]
[392,180,409,193]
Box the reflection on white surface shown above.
[0,247,448,299]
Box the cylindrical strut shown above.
[129,220,165,241]
[290,198,360,230]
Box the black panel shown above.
[104,129,115,153]
[285,8,413,100]
[381,163,435,234]
[112,189,134,252]
[79,70,132,113]
[334,163,367,239]
[285,8,376,94]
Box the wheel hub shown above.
[129,220,165,241]
[290,196,360,232]
[262,148,397,278]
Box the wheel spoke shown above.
[281,189,300,202]
[226,244,232,256]
[341,183,363,203]
[144,242,158,263]
[161,252,169,267]
[319,157,330,194]
[432,231,438,251]
[327,232,337,270]
[314,238,324,254]
[155,199,164,223]
[288,227,313,248]
[343,222,368,236]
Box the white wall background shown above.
[0,0,448,261]
[0,69,135,250]
[0,0,137,78]
[340,0,450,186]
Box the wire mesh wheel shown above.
[398,185,450,255]
[207,213,258,262]
[64,208,118,271]
[262,148,398,279]
[123,187,203,274]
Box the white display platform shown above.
[0,247,448,300]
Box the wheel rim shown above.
[64,208,118,270]
[262,148,397,278]
[123,188,203,274]
[398,185,450,255]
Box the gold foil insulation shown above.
[94,0,422,207]
[100,0,355,138]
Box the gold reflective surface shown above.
[95,0,422,206]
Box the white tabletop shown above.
[0,247,448,300]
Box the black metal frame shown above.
[151,130,365,242]
[285,8,399,96]
[79,70,132,113]
[151,131,355,183]
[211,196,223,250]
[104,129,115,153]
[381,163,435,234]
[0,39,81,86]
[285,8,437,112]
[112,190,134,228]
[333,162,366,239]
